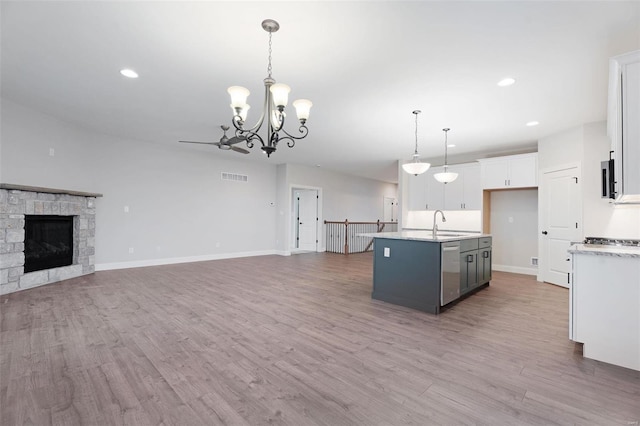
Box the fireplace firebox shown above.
[24,215,74,273]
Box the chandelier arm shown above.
[279,124,310,147]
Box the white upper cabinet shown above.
[608,50,640,203]
[443,163,481,210]
[406,169,429,210]
[478,153,538,189]
[425,167,445,210]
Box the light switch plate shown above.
[384,247,390,257]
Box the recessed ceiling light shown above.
[497,77,515,87]
[120,69,139,78]
[526,121,539,127]
[447,144,456,148]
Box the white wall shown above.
[582,122,640,238]
[278,163,398,253]
[405,210,482,232]
[286,164,397,222]
[538,121,640,240]
[490,189,539,275]
[2,98,399,266]
[1,99,278,269]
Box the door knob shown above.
[542,231,548,235]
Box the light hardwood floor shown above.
[1,252,639,425]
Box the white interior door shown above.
[540,166,581,287]
[294,189,318,251]
[383,197,396,222]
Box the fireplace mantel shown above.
[0,183,103,198]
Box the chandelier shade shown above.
[228,19,311,157]
[433,128,458,184]
[402,110,431,176]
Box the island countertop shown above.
[359,230,491,242]
[568,243,640,258]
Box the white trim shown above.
[95,250,279,271]
[492,264,538,276]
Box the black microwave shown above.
[601,158,615,199]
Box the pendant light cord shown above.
[414,113,419,155]
[267,31,273,78]
[443,129,450,168]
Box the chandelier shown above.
[433,128,458,183]
[227,19,312,157]
[402,110,431,176]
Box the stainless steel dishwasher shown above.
[441,241,461,306]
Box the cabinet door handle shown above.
[467,254,474,263]
[483,251,489,258]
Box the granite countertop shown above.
[569,244,640,258]
[358,230,490,242]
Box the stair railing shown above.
[324,220,397,255]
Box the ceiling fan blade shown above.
[226,136,246,145]
[231,146,250,154]
[179,140,217,145]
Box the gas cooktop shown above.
[583,237,640,247]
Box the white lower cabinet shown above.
[570,249,640,371]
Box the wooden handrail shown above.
[324,220,397,255]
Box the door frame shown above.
[290,184,323,253]
[538,162,582,286]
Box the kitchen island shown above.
[361,230,492,314]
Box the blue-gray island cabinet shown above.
[362,231,492,315]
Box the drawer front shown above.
[460,238,479,252]
[479,237,492,249]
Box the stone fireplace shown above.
[0,184,102,295]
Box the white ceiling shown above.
[2,1,639,183]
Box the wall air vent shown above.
[221,172,248,183]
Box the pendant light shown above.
[402,110,431,176]
[433,128,458,184]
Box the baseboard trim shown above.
[492,264,538,276]
[95,250,280,271]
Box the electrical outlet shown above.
[384,247,390,257]
[531,257,538,266]
[128,247,134,254]
[124,206,129,213]
[49,148,55,157]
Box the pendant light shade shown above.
[433,128,458,184]
[402,110,430,176]
[433,165,458,183]
[402,157,432,176]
